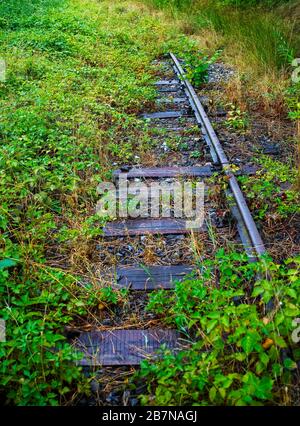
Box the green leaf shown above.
[0,259,17,270]
[252,286,263,297]
[221,315,230,329]
[241,334,255,355]
[254,376,273,399]
[235,352,247,362]
[209,387,217,402]
[259,352,269,367]
[272,363,283,376]
[285,288,297,299]
[273,335,287,348]
[255,361,264,375]
[207,312,220,319]
[207,319,218,333]
[219,387,226,399]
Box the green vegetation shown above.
[239,156,300,220]
[1,0,299,408]
[184,49,221,86]
[225,103,249,131]
[137,250,300,405]
[0,0,192,405]
[134,0,300,407]
[143,0,300,196]
[142,0,296,73]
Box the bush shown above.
[136,251,300,406]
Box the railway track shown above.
[71,53,266,370]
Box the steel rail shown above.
[170,52,266,258]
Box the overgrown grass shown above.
[142,0,296,74]
[143,0,300,194]
[136,250,300,406]
[1,0,299,407]
[0,0,193,405]
[132,1,300,407]
[238,156,300,220]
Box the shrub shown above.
[136,251,300,406]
